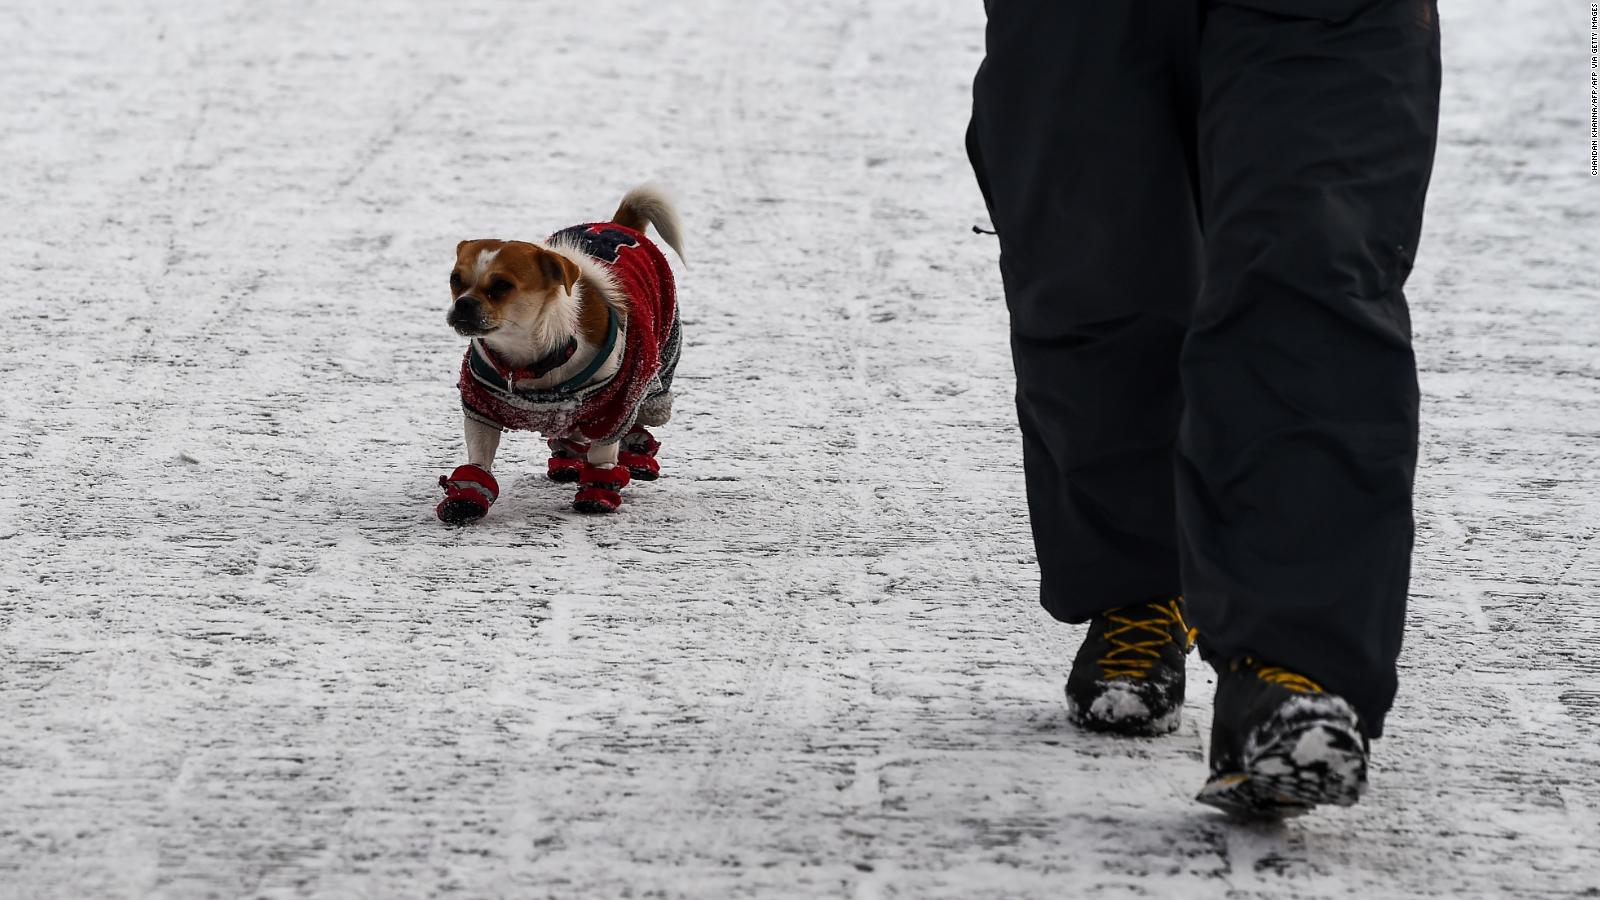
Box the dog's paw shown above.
[547,437,588,483]
[619,426,661,481]
[436,498,489,525]
[618,450,659,481]
[437,464,498,525]
[547,456,583,483]
[574,464,630,514]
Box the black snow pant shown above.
[968,0,1441,738]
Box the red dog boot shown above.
[574,463,631,514]
[618,426,662,481]
[436,464,499,525]
[547,437,589,483]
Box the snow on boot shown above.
[618,426,661,481]
[437,464,498,525]
[1064,596,1194,736]
[1197,658,1370,819]
[547,437,588,484]
[574,463,631,514]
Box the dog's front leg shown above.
[573,441,629,514]
[436,416,502,525]
[586,441,619,469]
[465,416,502,471]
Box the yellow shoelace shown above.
[1099,597,1197,680]
[1249,661,1325,694]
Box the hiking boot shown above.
[1197,658,1369,819]
[1064,596,1195,736]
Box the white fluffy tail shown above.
[612,183,686,263]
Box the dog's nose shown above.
[448,295,483,325]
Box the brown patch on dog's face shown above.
[446,240,579,338]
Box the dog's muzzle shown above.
[447,295,494,336]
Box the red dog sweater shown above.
[456,223,681,445]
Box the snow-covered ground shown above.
[2,0,1597,896]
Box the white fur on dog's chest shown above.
[490,323,626,397]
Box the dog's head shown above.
[447,240,582,343]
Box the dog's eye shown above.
[486,279,514,298]
[449,271,463,287]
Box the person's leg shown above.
[1184,0,1441,764]
[969,0,1202,625]
[969,0,1205,736]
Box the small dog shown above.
[436,185,685,523]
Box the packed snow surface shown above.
[2,0,1598,897]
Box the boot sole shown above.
[1064,686,1183,737]
[1197,719,1368,819]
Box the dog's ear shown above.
[457,240,468,254]
[537,250,581,296]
